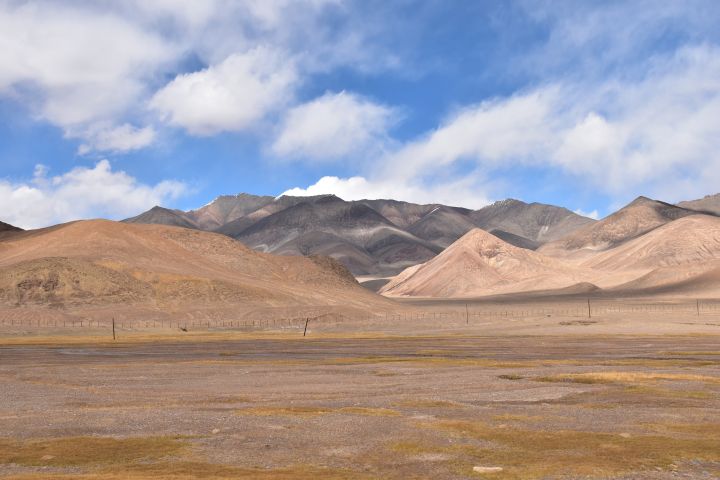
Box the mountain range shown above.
[2,191,720,312]
[124,194,595,277]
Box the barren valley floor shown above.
[1,303,720,479]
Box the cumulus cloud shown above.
[271,91,397,161]
[0,161,186,229]
[0,0,386,153]
[381,89,558,181]
[0,2,173,151]
[151,48,297,136]
[77,124,156,155]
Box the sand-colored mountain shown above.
[380,228,591,297]
[678,193,720,216]
[582,215,720,272]
[0,220,386,313]
[539,196,701,259]
[579,215,720,296]
[383,214,720,298]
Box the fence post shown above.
[697,299,700,316]
[587,299,591,319]
[303,318,309,337]
[112,318,116,341]
[465,303,469,325]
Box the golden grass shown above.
[0,331,400,346]
[658,351,720,356]
[115,462,373,480]
[623,385,713,400]
[538,371,720,385]
[393,399,460,408]
[0,436,185,467]
[388,441,437,455]
[321,356,532,368]
[0,437,374,479]
[2,463,372,480]
[491,414,544,423]
[417,420,720,479]
[235,406,400,417]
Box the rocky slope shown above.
[470,199,595,243]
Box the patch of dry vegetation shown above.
[538,371,720,385]
[2,463,371,480]
[322,356,531,368]
[623,385,713,400]
[412,420,720,479]
[394,399,460,408]
[491,414,544,423]
[0,438,373,479]
[658,351,720,356]
[0,436,185,467]
[235,406,400,417]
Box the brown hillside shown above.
[582,215,720,272]
[380,228,591,297]
[0,220,387,312]
[539,196,701,259]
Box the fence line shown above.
[2,299,720,331]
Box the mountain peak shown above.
[625,196,657,208]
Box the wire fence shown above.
[2,299,720,332]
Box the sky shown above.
[2,0,720,229]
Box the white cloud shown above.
[77,123,156,155]
[0,161,186,229]
[0,2,173,144]
[271,91,396,160]
[381,88,558,181]
[0,0,387,153]
[574,209,600,220]
[150,48,297,135]
[282,175,490,208]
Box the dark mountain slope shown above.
[470,199,595,243]
[235,196,439,275]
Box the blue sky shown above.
[1,0,720,228]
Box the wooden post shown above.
[112,317,116,341]
[587,299,591,318]
[303,318,309,337]
[697,299,700,316]
[465,303,469,325]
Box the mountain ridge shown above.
[124,193,595,276]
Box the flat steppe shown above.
[1,297,719,479]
